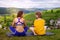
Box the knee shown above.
[29,27,34,30]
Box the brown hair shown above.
[17,11,23,18]
[35,12,42,18]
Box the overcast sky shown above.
[0,0,60,8]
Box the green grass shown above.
[0,29,60,40]
[0,8,60,40]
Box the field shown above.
[0,8,60,40]
[0,29,60,40]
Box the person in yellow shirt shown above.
[29,12,46,35]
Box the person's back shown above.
[11,11,26,33]
[9,11,28,36]
[14,17,25,32]
[29,12,46,35]
[34,18,46,35]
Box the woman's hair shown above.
[17,11,23,18]
[35,12,42,18]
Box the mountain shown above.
[0,7,59,15]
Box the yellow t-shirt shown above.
[34,18,46,35]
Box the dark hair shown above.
[36,12,42,18]
[17,11,23,18]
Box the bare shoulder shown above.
[21,18,25,21]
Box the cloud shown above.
[0,0,60,8]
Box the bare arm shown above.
[11,19,15,28]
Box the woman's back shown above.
[14,17,25,32]
[34,18,46,35]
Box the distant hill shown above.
[0,7,60,15]
[0,7,9,15]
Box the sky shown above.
[0,0,60,8]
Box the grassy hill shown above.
[0,7,48,15]
[0,8,60,27]
[24,8,60,26]
[0,8,60,40]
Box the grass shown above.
[0,29,60,40]
[0,8,60,40]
